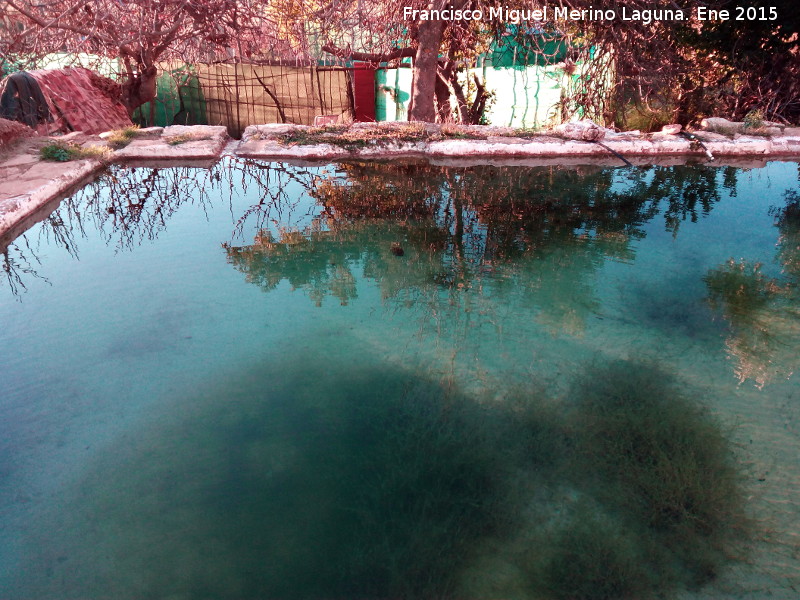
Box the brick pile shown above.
[0,117,32,148]
[30,67,132,134]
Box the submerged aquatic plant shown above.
[457,359,748,600]
[564,361,747,590]
[538,508,652,600]
[147,359,511,600]
[50,350,747,600]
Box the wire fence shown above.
[136,61,354,137]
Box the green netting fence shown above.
[134,67,207,129]
[133,62,353,137]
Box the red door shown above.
[352,63,376,122]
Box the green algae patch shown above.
[55,355,746,600]
[536,361,749,598]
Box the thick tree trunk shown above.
[120,65,158,117]
[408,19,445,122]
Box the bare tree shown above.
[0,0,264,115]
[4,0,797,126]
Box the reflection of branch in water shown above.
[772,190,800,279]
[65,165,221,252]
[227,158,320,242]
[2,240,50,298]
[38,210,82,258]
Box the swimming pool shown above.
[1,159,798,599]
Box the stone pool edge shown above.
[236,124,800,162]
[0,158,104,251]
[0,125,231,249]
[3,122,800,247]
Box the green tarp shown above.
[134,67,207,127]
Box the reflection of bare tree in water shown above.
[226,162,731,337]
[0,158,322,297]
[3,165,221,296]
[59,164,224,252]
[706,189,800,388]
[229,159,322,240]
[2,241,49,298]
[2,206,80,297]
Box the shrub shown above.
[743,109,765,130]
[39,141,110,162]
[39,141,80,161]
[617,101,676,132]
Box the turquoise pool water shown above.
[1,159,798,599]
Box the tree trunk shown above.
[408,19,445,122]
[467,74,488,124]
[120,65,158,117]
[435,72,453,122]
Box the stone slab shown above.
[0,153,39,169]
[237,139,352,160]
[113,125,229,161]
[242,124,310,141]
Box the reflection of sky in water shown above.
[0,159,798,599]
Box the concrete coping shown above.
[2,121,800,248]
[236,123,800,161]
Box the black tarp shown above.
[0,71,51,128]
